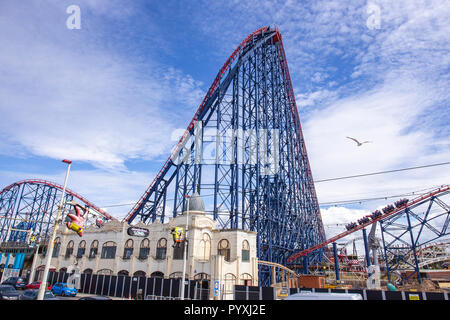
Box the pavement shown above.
[58,292,126,300]
[14,288,125,300]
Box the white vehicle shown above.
[284,291,363,300]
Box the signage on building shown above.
[214,280,220,297]
[2,268,20,279]
[0,242,36,255]
[408,293,420,300]
[127,226,150,237]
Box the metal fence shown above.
[36,271,210,300]
[233,285,449,301]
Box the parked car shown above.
[0,285,20,300]
[19,289,59,300]
[78,295,112,300]
[51,283,77,296]
[1,277,27,290]
[25,281,51,290]
[284,291,363,300]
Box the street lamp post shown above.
[37,159,72,300]
[180,194,190,300]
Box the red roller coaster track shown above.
[286,184,450,264]
[0,179,115,221]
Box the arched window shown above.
[173,241,187,260]
[139,238,150,259]
[39,245,47,256]
[83,268,93,274]
[101,241,117,259]
[98,269,113,275]
[156,238,167,260]
[218,239,230,262]
[118,270,129,276]
[133,270,146,277]
[150,271,164,278]
[52,238,61,257]
[198,233,211,261]
[123,239,134,260]
[169,272,187,279]
[240,273,253,286]
[89,240,99,259]
[77,240,86,258]
[194,273,210,280]
[242,240,250,262]
[65,240,74,259]
[224,273,236,296]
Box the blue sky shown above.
[0,1,449,244]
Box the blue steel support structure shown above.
[379,188,450,283]
[362,228,371,268]
[123,27,326,285]
[288,185,449,286]
[0,180,114,243]
[332,242,340,283]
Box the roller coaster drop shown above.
[121,26,326,285]
[2,27,446,286]
[0,27,326,286]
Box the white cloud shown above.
[296,89,337,108]
[0,2,205,170]
[305,74,450,204]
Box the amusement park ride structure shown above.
[287,185,450,284]
[0,26,449,287]
[0,179,114,243]
[119,26,327,285]
[0,27,325,286]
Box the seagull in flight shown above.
[346,136,372,147]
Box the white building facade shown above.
[34,194,258,298]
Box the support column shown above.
[380,221,392,283]
[332,242,340,283]
[303,255,309,274]
[362,228,371,268]
[405,208,422,283]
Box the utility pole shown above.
[37,159,72,300]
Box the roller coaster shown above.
[0,27,326,286]
[0,26,448,286]
[119,26,326,285]
[287,185,450,283]
[0,179,115,242]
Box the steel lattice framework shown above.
[123,27,326,285]
[0,179,114,242]
[287,185,449,284]
[379,187,450,283]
